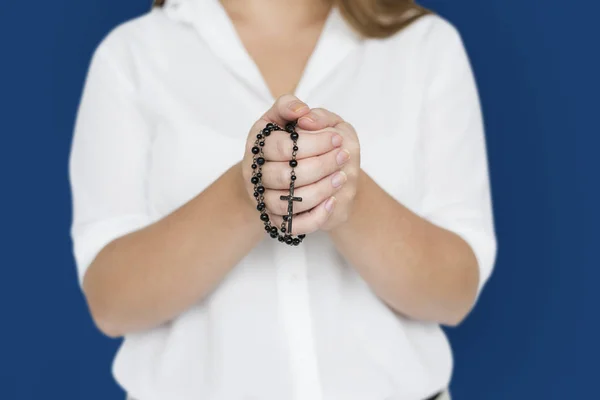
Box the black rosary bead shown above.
[250,121,305,246]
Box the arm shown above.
[329,170,480,326]
[69,37,317,337]
[309,21,496,326]
[82,163,263,338]
[70,40,264,337]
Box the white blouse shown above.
[69,0,496,399]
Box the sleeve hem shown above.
[71,214,152,287]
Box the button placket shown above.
[275,245,323,400]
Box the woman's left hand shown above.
[296,108,361,231]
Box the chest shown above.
[138,27,427,220]
[232,20,325,99]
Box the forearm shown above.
[328,170,479,326]
[83,162,262,337]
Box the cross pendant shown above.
[279,182,302,234]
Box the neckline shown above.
[164,0,362,104]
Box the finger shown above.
[260,147,352,189]
[259,94,310,127]
[258,129,343,161]
[263,171,347,215]
[296,107,344,131]
[270,197,337,235]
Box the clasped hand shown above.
[242,95,360,235]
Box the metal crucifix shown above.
[280,182,302,234]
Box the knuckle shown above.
[335,214,347,226]
[275,137,288,159]
[338,121,353,132]
[311,108,328,118]
[316,153,328,172]
[251,118,267,134]
[276,94,297,109]
[276,195,287,214]
[318,212,330,228]
[276,94,294,103]
[278,167,289,188]
[306,206,320,222]
[308,216,321,232]
[328,128,341,137]
[262,197,272,213]
[342,211,350,222]
[319,178,333,199]
[291,224,301,236]
[345,168,358,181]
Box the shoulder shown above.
[96,7,189,54]
[386,14,464,50]
[88,8,182,77]
[365,14,472,78]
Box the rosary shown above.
[250,121,306,246]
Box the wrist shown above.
[229,162,264,237]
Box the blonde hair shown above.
[151,0,430,38]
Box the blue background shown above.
[1,0,598,398]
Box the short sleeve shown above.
[69,37,153,286]
[417,19,497,297]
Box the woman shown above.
[69,0,496,398]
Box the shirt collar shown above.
[163,0,362,103]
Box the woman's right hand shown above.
[241,95,349,235]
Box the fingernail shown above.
[336,149,351,165]
[289,101,308,113]
[331,171,347,188]
[325,196,337,213]
[331,134,343,147]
